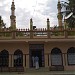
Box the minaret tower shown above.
[10,0,16,30]
[57,0,63,27]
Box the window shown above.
[67,47,75,65]
[14,49,23,67]
[0,50,9,67]
[51,48,62,66]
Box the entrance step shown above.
[25,67,49,73]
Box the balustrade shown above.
[0,28,75,39]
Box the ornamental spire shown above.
[57,0,63,27]
[10,0,16,30]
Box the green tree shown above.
[62,0,75,28]
[0,16,6,29]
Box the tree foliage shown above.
[62,0,75,28]
[0,16,6,29]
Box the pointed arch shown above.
[67,47,75,65]
[14,49,23,67]
[51,47,62,54]
[0,50,9,67]
[51,47,63,66]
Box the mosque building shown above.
[0,0,75,72]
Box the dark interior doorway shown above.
[31,50,42,67]
[29,44,44,68]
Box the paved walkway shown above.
[0,71,75,75]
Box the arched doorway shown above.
[14,49,23,67]
[51,48,63,66]
[67,47,75,65]
[0,50,9,67]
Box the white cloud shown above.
[0,0,64,28]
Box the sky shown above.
[0,0,65,29]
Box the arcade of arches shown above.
[0,45,75,71]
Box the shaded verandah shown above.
[0,47,75,71]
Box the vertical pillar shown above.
[30,18,33,38]
[62,53,65,66]
[9,54,12,67]
[45,54,49,67]
[64,30,68,38]
[63,53,68,70]
[64,19,68,38]
[49,54,51,66]
[47,18,50,38]
[65,54,68,66]
[64,19,66,29]
[26,55,29,68]
[47,18,50,30]
[23,54,25,67]
[12,31,16,39]
[30,18,33,30]
[11,54,14,67]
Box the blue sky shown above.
[0,0,65,28]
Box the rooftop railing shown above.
[0,28,75,39]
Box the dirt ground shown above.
[0,71,75,75]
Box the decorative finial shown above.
[47,18,49,21]
[58,0,60,2]
[13,0,14,1]
[30,18,33,22]
[58,0,60,3]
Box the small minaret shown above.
[47,18,50,38]
[30,18,33,30]
[57,0,63,27]
[0,16,2,30]
[47,18,50,30]
[10,0,16,30]
[30,18,33,38]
